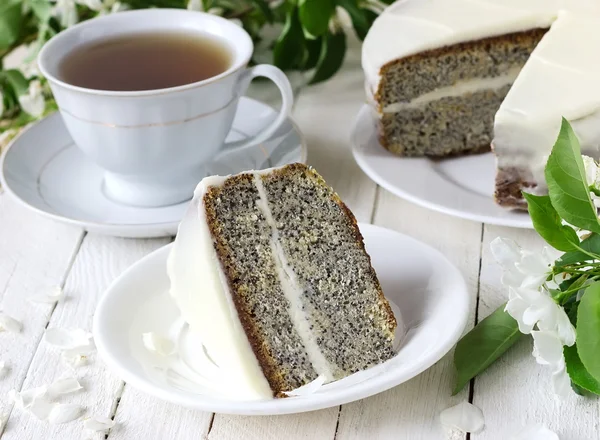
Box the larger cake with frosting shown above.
[363,0,600,208]
[167,163,399,399]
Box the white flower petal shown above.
[83,415,115,431]
[554,308,576,347]
[29,397,56,420]
[490,237,521,269]
[440,401,485,433]
[510,424,560,440]
[505,297,535,334]
[552,365,572,399]
[0,360,6,377]
[48,403,83,424]
[0,312,22,333]
[531,331,564,366]
[44,328,94,350]
[47,377,82,397]
[11,386,48,409]
[283,375,326,397]
[583,156,599,188]
[142,332,175,356]
[61,352,88,368]
[28,286,64,304]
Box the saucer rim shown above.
[0,98,308,236]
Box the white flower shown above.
[18,80,45,118]
[48,403,84,424]
[50,0,78,28]
[531,331,571,398]
[510,424,559,440]
[505,287,575,346]
[98,0,129,14]
[439,401,485,433]
[490,238,555,289]
[80,0,103,10]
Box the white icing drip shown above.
[494,10,600,187]
[362,0,600,95]
[382,68,521,113]
[167,177,273,400]
[253,173,335,382]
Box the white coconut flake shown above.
[0,312,22,333]
[510,424,560,440]
[48,403,83,424]
[440,401,485,434]
[29,397,56,420]
[83,415,115,431]
[283,375,327,397]
[142,332,175,356]
[28,286,65,304]
[47,377,82,397]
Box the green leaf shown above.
[565,344,600,396]
[2,69,29,96]
[0,0,23,51]
[250,0,274,23]
[299,0,335,37]
[545,118,600,234]
[452,305,523,394]
[304,36,323,70]
[522,192,580,252]
[556,233,600,267]
[273,7,305,71]
[308,31,346,84]
[337,0,370,40]
[577,282,600,383]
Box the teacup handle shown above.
[216,64,294,158]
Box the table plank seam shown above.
[332,405,342,440]
[0,229,86,439]
[466,223,484,440]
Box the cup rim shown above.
[38,9,254,97]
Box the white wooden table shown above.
[1,41,598,440]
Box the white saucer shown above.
[0,97,307,238]
[351,105,532,229]
[93,223,470,415]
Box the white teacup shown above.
[38,9,293,207]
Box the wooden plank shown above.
[208,408,339,440]
[3,234,168,440]
[110,387,212,440]
[472,225,600,440]
[0,197,83,433]
[335,190,482,440]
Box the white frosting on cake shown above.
[362,0,600,96]
[167,175,273,400]
[494,10,600,188]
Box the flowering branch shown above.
[454,119,600,398]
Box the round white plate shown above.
[94,223,470,415]
[351,105,532,229]
[0,97,307,238]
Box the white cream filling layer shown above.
[381,68,521,113]
[253,174,335,383]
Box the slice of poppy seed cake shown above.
[168,163,401,399]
